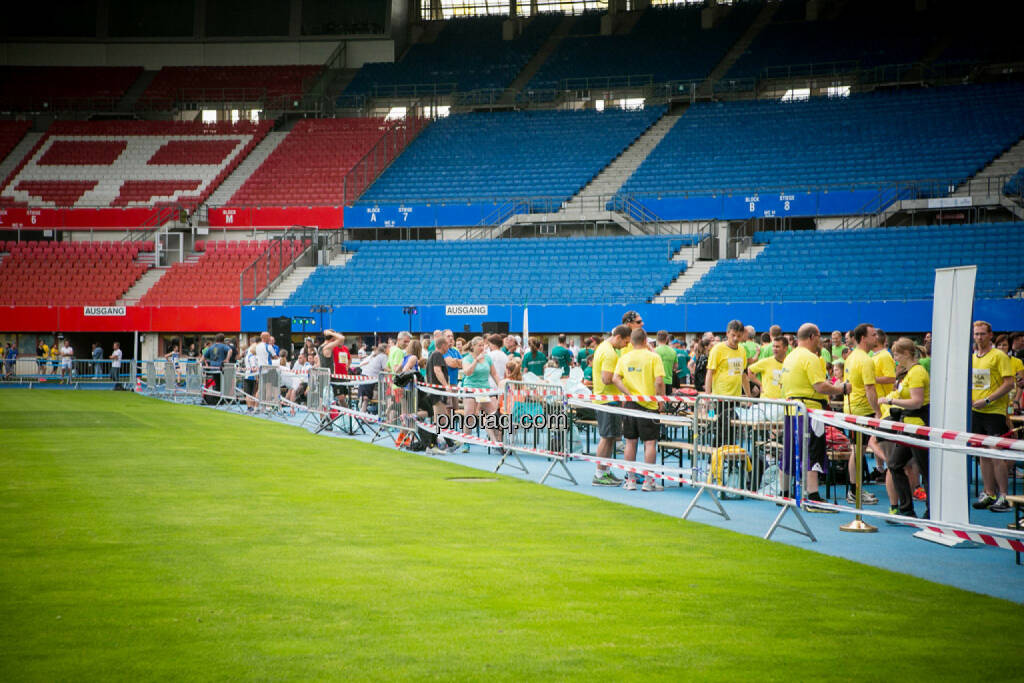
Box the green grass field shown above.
[0,391,1019,680]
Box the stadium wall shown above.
[0,39,393,69]
[241,299,1024,335]
[0,306,240,333]
[342,188,897,228]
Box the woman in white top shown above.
[60,340,74,382]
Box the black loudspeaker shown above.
[481,321,509,335]
[268,316,292,348]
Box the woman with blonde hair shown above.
[461,336,502,452]
[877,337,930,520]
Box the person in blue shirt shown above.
[202,333,234,393]
[4,343,17,378]
[91,342,104,378]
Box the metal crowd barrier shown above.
[258,365,282,411]
[690,394,814,541]
[163,360,177,398]
[307,367,332,416]
[376,371,417,441]
[184,361,203,401]
[502,380,574,483]
[144,360,157,392]
[219,363,237,404]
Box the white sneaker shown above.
[623,478,637,491]
[642,478,664,492]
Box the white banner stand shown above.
[917,266,977,548]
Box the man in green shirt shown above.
[577,336,596,381]
[549,334,573,377]
[387,331,411,372]
[758,325,782,360]
[673,338,690,384]
[654,330,678,389]
[741,325,760,362]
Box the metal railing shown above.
[238,226,319,305]
[3,358,136,383]
[341,116,430,205]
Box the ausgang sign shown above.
[84,306,127,316]
[445,305,488,316]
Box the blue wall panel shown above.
[242,298,1024,335]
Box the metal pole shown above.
[840,431,877,532]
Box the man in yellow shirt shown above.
[781,323,850,509]
[705,319,749,397]
[868,329,897,482]
[591,325,631,487]
[842,323,880,505]
[969,320,1015,512]
[612,327,666,492]
[748,336,787,399]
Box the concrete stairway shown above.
[0,132,42,185]
[117,70,159,111]
[652,243,714,303]
[952,137,1024,197]
[260,265,316,304]
[558,111,681,215]
[498,15,575,105]
[118,266,165,304]
[700,2,779,92]
[205,131,288,206]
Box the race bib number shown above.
[972,368,990,391]
[727,356,744,376]
[771,369,784,387]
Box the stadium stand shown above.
[0,122,33,166]
[358,107,665,205]
[0,240,151,306]
[617,84,1024,199]
[0,66,143,111]
[343,14,561,97]
[226,118,389,206]
[680,223,1024,303]
[286,235,696,306]
[140,65,321,107]
[139,239,308,306]
[0,120,273,210]
[727,0,932,78]
[526,4,759,91]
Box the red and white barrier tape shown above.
[566,398,693,426]
[801,499,1024,552]
[417,380,500,395]
[808,408,1024,453]
[567,392,695,404]
[811,411,1024,462]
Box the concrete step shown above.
[206,131,289,206]
[118,266,167,304]
[952,136,1024,196]
[499,14,576,105]
[0,132,42,187]
[561,112,681,213]
[329,252,354,267]
[653,260,716,302]
[117,69,159,111]
[261,265,316,303]
[701,2,779,90]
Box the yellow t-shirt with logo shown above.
[782,346,828,408]
[1011,355,1024,379]
[613,348,665,410]
[844,347,877,416]
[872,349,897,398]
[708,342,746,396]
[972,348,1014,415]
[749,356,785,400]
[592,339,622,405]
[886,363,930,426]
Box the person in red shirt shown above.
[321,329,350,376]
